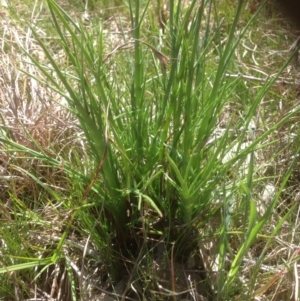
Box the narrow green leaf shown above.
[0,258,53,274]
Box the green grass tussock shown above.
[1,0,300,300]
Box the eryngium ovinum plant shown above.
[2,0,300,300]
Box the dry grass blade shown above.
[138,39,170,75]
[102,41,134,63]
[253,248,300,298]
[103,39,169,74]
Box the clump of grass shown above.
[1,0,300,300]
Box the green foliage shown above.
[36,0,229,231]
[1,0,300,299]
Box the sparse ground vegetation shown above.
[1,0,300,300]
